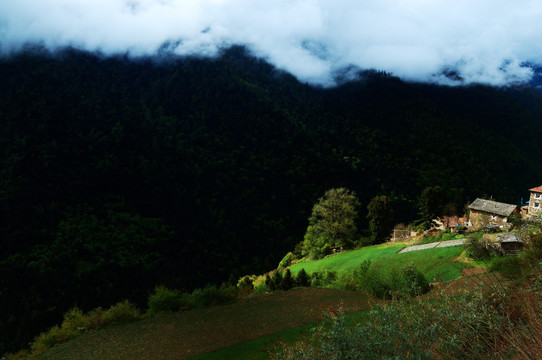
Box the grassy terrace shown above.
[290,242,470,282]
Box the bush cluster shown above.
[270,260,542,360]
[264,268,311,291]
[147,286,191,314]
[31,301,141,355]
[354,260,430,299]
[309,269,338,288]
[465,235,494,259]
[270,274,542,360]
[147,284,237,315]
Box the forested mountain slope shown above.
[1,46,542,351]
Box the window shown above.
[491,215,498,221]
[535,193,542,200]
[535,203,541,208]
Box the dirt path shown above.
[398,239,466,254]
[37,288,372,360]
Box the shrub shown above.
[31,325,69,354]
[102,300,141,324]
[465,236,492,259]
[310,270,337,288]
[147,286,185,314]
[191,284,237,307]
[192,285,219,307]
[61,307,88,334]
[333,272,358,291]
[218,283,238,301]
[355,261,391,298]
[396,264,430,297]
[355,261,429,299]
[237,275,255,295]
[254,281,270,293]
[278,252,295,269]
[85,307,105,329]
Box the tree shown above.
[367,195,394,244]
[302,188,360,259]
[281,269,294,291]
[418,186,442,229]
[296,268,310,287]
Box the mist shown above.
[1,0,541,86]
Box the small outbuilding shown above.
[496,233,526,255]
[468,198,519,229]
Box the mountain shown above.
[1,45,542,352]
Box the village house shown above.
[527,185,542,219]
[468,198,519,229]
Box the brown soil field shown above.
[35,288,372,360]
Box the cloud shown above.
[1,0,541,86]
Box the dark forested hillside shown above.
[1,46,542,351]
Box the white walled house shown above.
[528,185,542,219]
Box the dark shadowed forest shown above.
[1,46,542,351]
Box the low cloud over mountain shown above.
[1,0,541,86]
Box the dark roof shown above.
[496,233,525,243]
[530,185,542,193]
[468,198,518,217]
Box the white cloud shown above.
[1,0,541,86]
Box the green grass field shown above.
[290,242,470,282]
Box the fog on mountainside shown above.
[1,0,542,86]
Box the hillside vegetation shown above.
[290,243,468,283]
[2,45,542,351]
[17,239,465,360]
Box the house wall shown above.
[528,191,542,218]
[469,209,509,229]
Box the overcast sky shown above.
[1,0,541,86]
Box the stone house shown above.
[468,198,519,229]
[528,185,542,219]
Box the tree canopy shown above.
[302,188,360,259]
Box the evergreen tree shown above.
[296,268,310,287]
[281,269,294,290]
[367,195,394,244]
[302,188,360,259]
[270,271,283,291]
